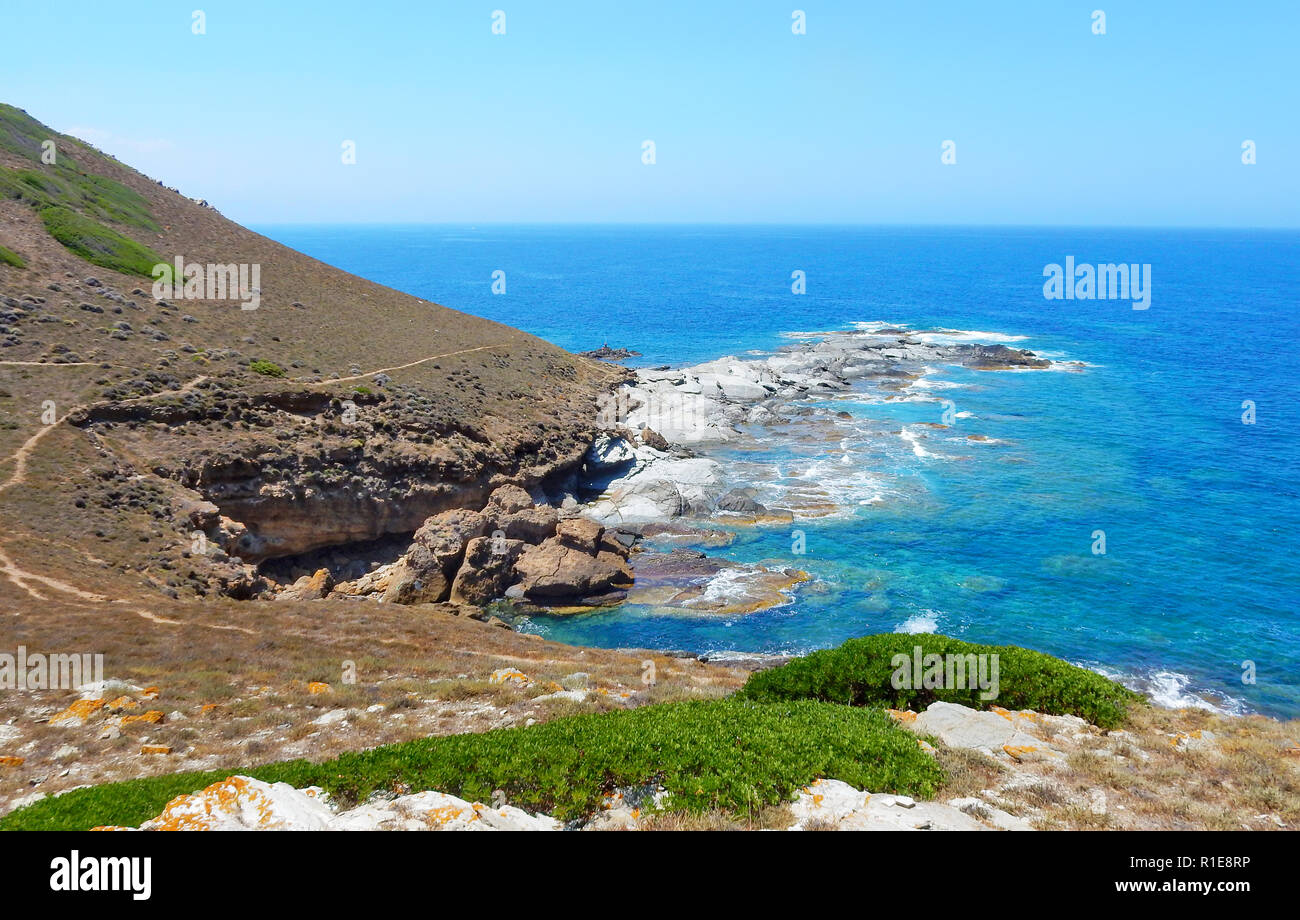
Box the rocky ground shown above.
[0,598,753,817]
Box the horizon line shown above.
[245,221,1300,232]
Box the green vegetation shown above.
[736,634,1142,730]
[0,699,943,830]
[0,168,157,231]
[38,207,163,278]
[0,104,59,162]
[249,359,287,378]
[0,103,163,274]
[0,244,24,268]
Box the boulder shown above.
[640,427,670,451]
[137,776,335,831]
[909,701,1050,756]
[716,488,767,514]
[485,484,534,516]
[514,537,633,602]
[383,509,489,605]
[788,778,990,831]
[494,504,560,544]
[277,567,334,601]
[585,434,638,472]
[449,536,525,606]
[555,517,605,553]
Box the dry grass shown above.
[0,585,750,813]
[982,704,1300,830]
[637,805,795,831]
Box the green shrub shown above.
[1,167,158,232]
[249,359,287,378]
[736,634,1142,730]
[0,245,24,268]
[0,699,943,830]
[0,104,58,162]
[37,206,163,277]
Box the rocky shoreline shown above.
[252,326,1057,622]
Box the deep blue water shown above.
[256,224,1300,717]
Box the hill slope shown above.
[0,103,624,603]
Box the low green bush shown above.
[37,206,163,277]
[0,699,943,830]
[0,245,24,268]
[736,634,1142,729]
[249,359,287,377]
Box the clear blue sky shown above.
[3,1,1296,226]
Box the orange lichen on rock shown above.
[121,710,165,727]
[49,698,106,725]
[307,681,330,695]
[421,804,477,827]
[1002,744,1054,763]
[488,668,531,688]
[887,709,917,723]
[0,756,24,767]
[140,745,172,755]
[148,777,266,830]
[141,687,160,700]
[105,696,140,712]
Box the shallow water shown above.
[257,224,1300,717]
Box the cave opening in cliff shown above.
[256,530,415,588]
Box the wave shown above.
[1087,664,1252,716]
[899,426,942,459]
[894,611,940,634]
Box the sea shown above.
[255,224,1300,718]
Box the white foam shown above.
[849,320,911,332]
[899,427,939,459]
[1088,664,1251,716]
[908,328,1030,345]
[895,612,939,634]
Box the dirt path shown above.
[0,544,109,605]
[134,608,255,635]
[0,411,68,496]
[314,344,513,385]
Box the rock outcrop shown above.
[106,773,1025,832]
[334,485,639,609]
[513,529,634,605]
[382,509,490,605]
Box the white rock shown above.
[532,689,588,704]
[139,776,335,831]
[910,702,1057,759]
[789,779,989,831]
[311,709,352,727]
[947,796,1035,831]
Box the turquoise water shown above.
[257,225,1300,717]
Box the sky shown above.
[2,1,1297,226]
